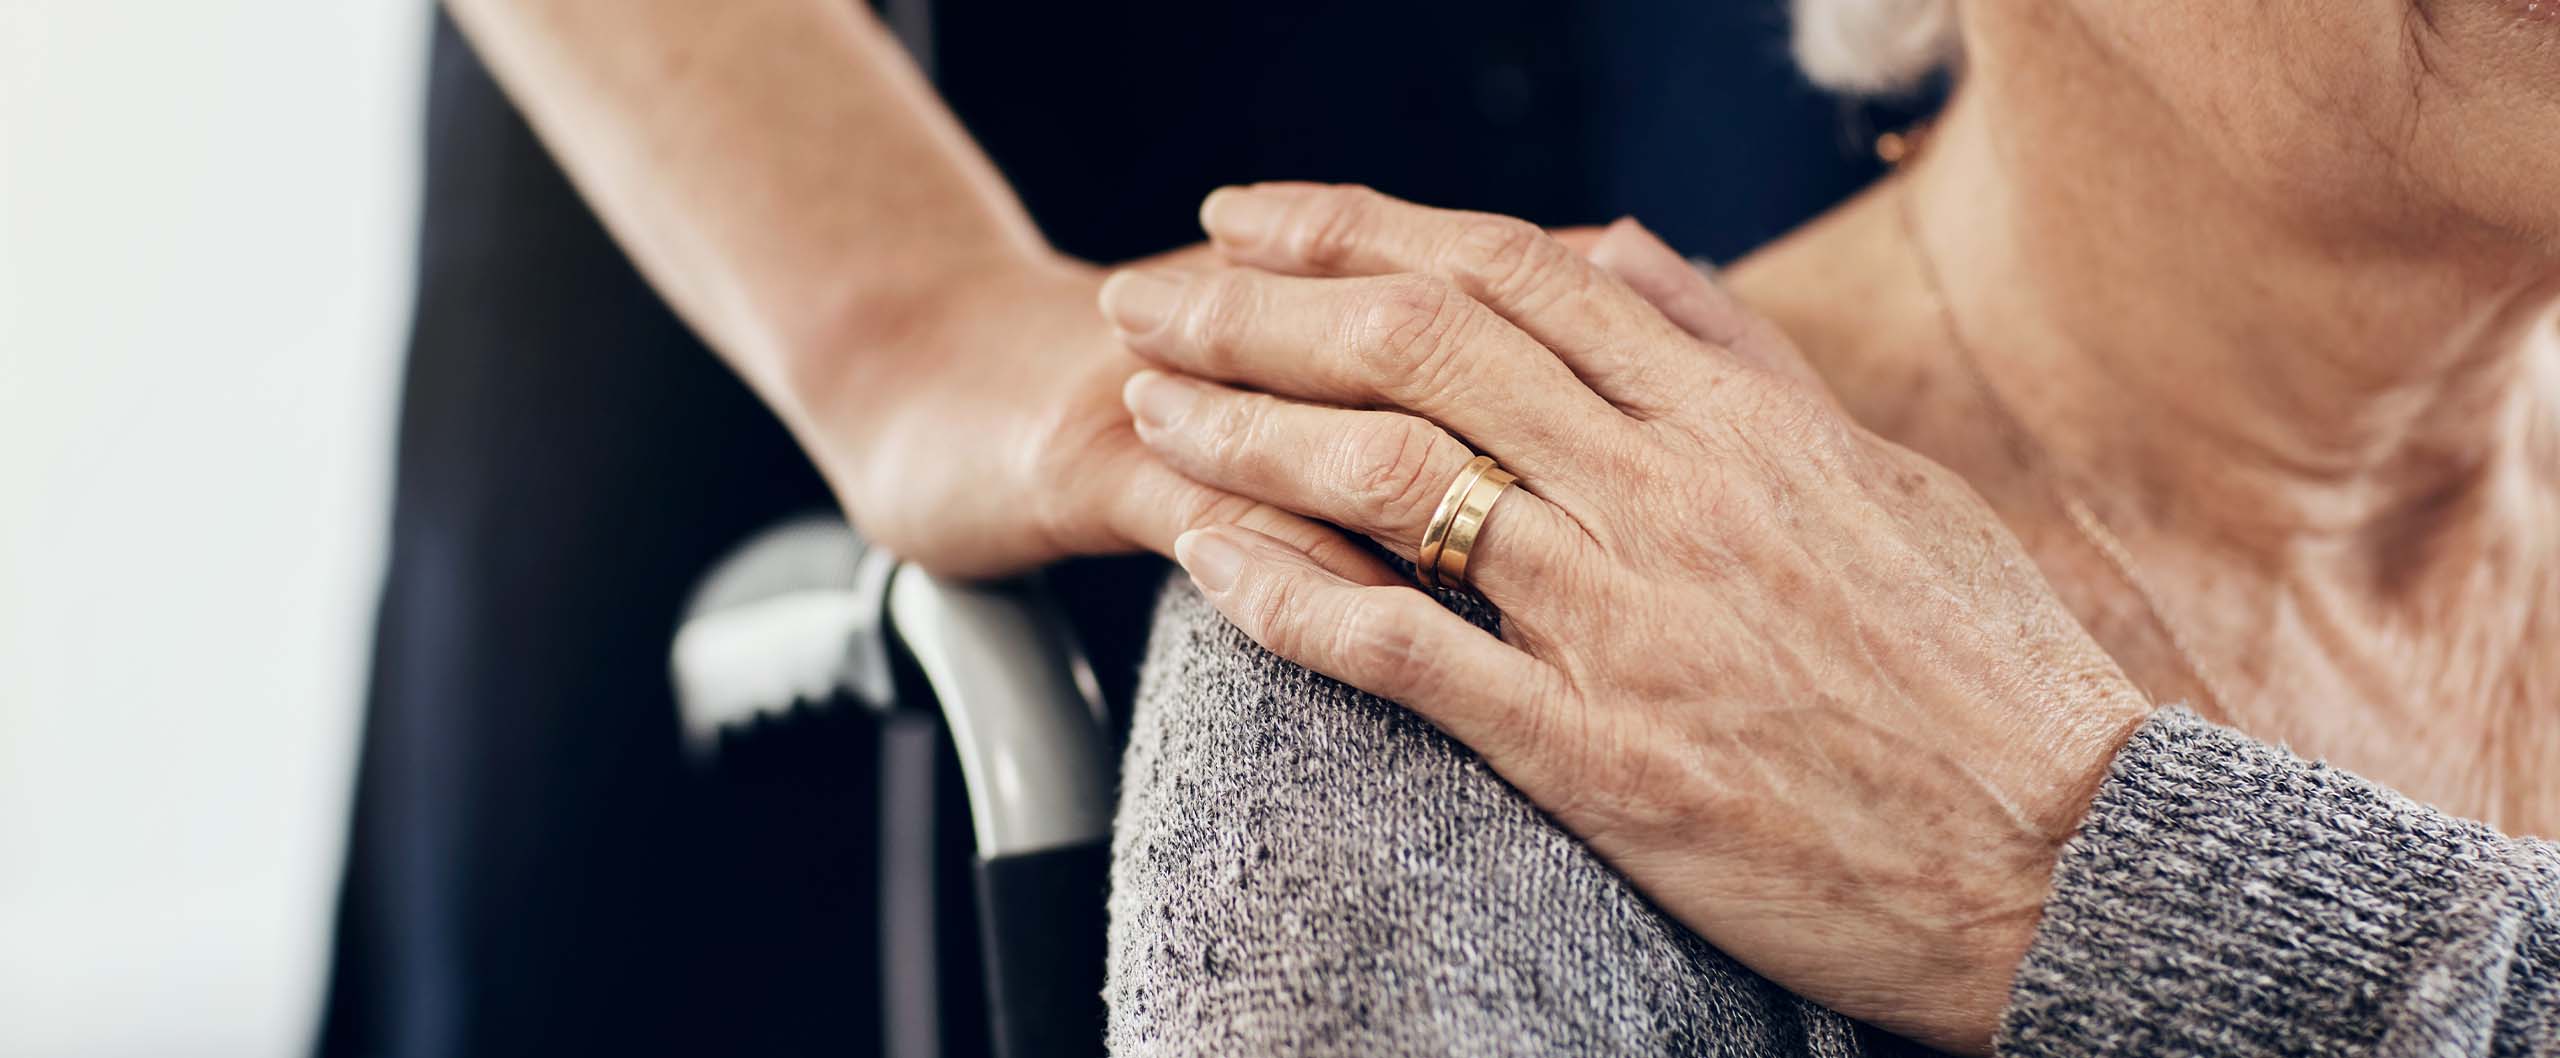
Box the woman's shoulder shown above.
[1105,578,1893,1058]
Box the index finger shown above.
[1199,183,1716,415]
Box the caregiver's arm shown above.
[1108,183,2560,1055]
[437,0,1388,580]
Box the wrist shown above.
[767,248,1094,438]
[1957,686,2157,1051]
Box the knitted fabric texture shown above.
[2002,708,2560,1058]
[1107,578,2560,1056]
[1106,577,1928,1057]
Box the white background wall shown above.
[1,2,425,1053]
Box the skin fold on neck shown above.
[1721,10,2560,832]
[1905,60,2560,566]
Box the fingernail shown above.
[1200,187,1284,248]
[1099,269,1183,334]
[1122,370,1200,429]
[1174,529,1247,594]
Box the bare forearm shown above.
[442,0,1054,421]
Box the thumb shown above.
[1585,217,1838,406]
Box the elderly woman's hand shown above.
[1097,184,2158,1054]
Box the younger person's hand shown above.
[801,246,1396,582]
[808,230,1677,582]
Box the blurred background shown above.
[0,3,1896,1054]
[1,2,423,1053]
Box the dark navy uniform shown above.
[317,5,1885,1055]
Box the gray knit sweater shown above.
[1105,577,2560,1057]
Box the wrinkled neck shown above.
[1902,70,2560,573]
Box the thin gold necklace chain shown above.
[1892,177,2241,720]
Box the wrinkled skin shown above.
[1104,184,2156,1054]
[1090,3,2560,1049]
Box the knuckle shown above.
[1284,185,1377,270]
[1181,270,1257,370]
[1194,392,1269,468]
[1448,215,1574,304]
[1338,419,1447,528]
[1236,568,1317,656]
[1332,592,1431,688]
[1347,275,1470,396]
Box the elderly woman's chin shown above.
[2379,4,2560,252]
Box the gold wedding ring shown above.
[1416,454,1517,591]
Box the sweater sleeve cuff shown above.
[1996,707,2556,1058]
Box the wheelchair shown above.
[671,516,1117,1058]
